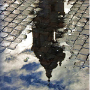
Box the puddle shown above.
[0,0,89,90]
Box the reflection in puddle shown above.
[30,0,67,83]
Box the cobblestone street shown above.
[0,0,89,90]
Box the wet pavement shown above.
[0,0,89,90]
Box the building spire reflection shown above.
[31,0,65,83]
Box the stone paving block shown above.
[5,0,15,4]
[77,9,85,14]
[8,22,17,28]
[75,26,83,32]
[83,0,89,4]
[8,42,18,49]
[80,6,87,10]
[10,30,21,36]
[68,10,76,15]
[8,14,17,18]
[17,6,27,10]
[0,32,8,38]
[74,3,81,8]
[72,16,80,21]
[6,7,15,11]
[14,38,22,43]
[67,35,77,41]
[70,7,79,11]
[22,10,30,15]
[86,38,89,43]
[18,34,27,39]
[81,3,89,7]
[3,27,13,33]
[75,13,82,18]
[5,35,16,42]
[12,19,22,23]
[3,11,11,15]
[0,40,11,47]
[68,24,75,30]
[4,17,14,22]
[71,49,79,55]
[15,25,26,31]
[79,48,89,55]
[74,39,85,45]
[21,2,31,7]
[23,17,33,22]
[13,10,21,14]
[72,31,80,36]
[17,14,27,19]
[76,22,85,27]
[84,25,89,30]
[79,18,87,23]
[66,40,74,46]
[72,44,82,50]
[26,6,34,11]
[10,3,19,8]
[69,20,77,25]
[81,30,89,35]
[25,0,36,4]
[82,13,89,18]
[83,43,89,49]
[84,60,89,67]
[78,34,88,40]
[20,21,29,26]
[14,0,23,4]
[77,54,87,61]
[74,61,84,67]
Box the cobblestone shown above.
[72,44,82,50]
[83,43,89,49]
[74,39,85,45]
[65,0,89,69]
[79,48,89,55]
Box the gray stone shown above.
[15,25,26,31]
[17,14,27,19]
[5,35,16,41]
[3,27,13,33]
[77,54,87,61]
[8,22,17,28]
[22,10,30,15]
[79,48,89,55]
[8,42,18,49]
[0,40,11,47]
[0,32,8,38]
[81,30,89,35]
[83,43,89,49]
[14,38,22,43]
[3,11,11,15]
[13,10,21,14]
[5,17,14,22]
[8,14,17,18]
[17,6,27,10]
[12,19,22,23]
[6,7,15,11]
[10,30,21,36]
[84,60,89,67]
[73,45,82,50]
[75,39,85,45]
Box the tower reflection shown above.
[31,0,65,83]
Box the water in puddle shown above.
[0,0,89,90]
